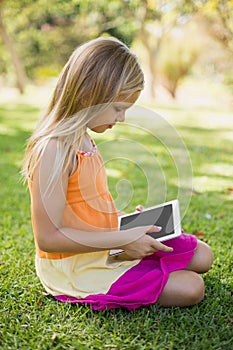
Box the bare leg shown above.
[157,270,205,307]
[157,241,213,307]
[185,240,214,273]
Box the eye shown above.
[114,107,122,113]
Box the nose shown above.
[116,111,125,123]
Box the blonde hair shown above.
[22,36,144,188]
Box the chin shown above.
[91,125,109,133]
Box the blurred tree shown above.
[2,0,88,81]
[1,0,231,97]
[0,0,141,87]
[182,0,233,53]
[180,0,233,93]
[0,0,26,93]
[137,0,158,99]
[134,0,195,99]
[157,30,200,98]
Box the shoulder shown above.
[40,139,60,170]
[43,138,58,157]
[41,138,77,177]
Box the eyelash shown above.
[114,107,122,113]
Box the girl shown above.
[22,37,213,310]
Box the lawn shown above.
[0,101,232,350]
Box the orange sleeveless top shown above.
[33,140,118,259]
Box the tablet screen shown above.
[120,204,174,239]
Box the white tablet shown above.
[110,199,182,256]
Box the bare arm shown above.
[30,140,172,257]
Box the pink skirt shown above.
[54,232,197,310]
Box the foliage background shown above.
[0,0,233,99]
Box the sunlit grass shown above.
[0,101,232,350]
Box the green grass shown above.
[0,102,233,350]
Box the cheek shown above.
[88,110,113,128]
[96,110,114,126]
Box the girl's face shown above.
[87,91,140,133]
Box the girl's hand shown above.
[135,204,144,212]
[122,225,173,259]
[118,204,144,218]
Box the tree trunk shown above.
[0,4,26,94]
[138,0,157,100]
[140,26,157,100]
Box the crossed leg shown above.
[157,240,213,307]
[185,240,214,273]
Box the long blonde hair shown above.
[22,37,144,188]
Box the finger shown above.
[146,225,162,233]
[146,251,157,256]
[135,205,144,212]
[152,241,173,253]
